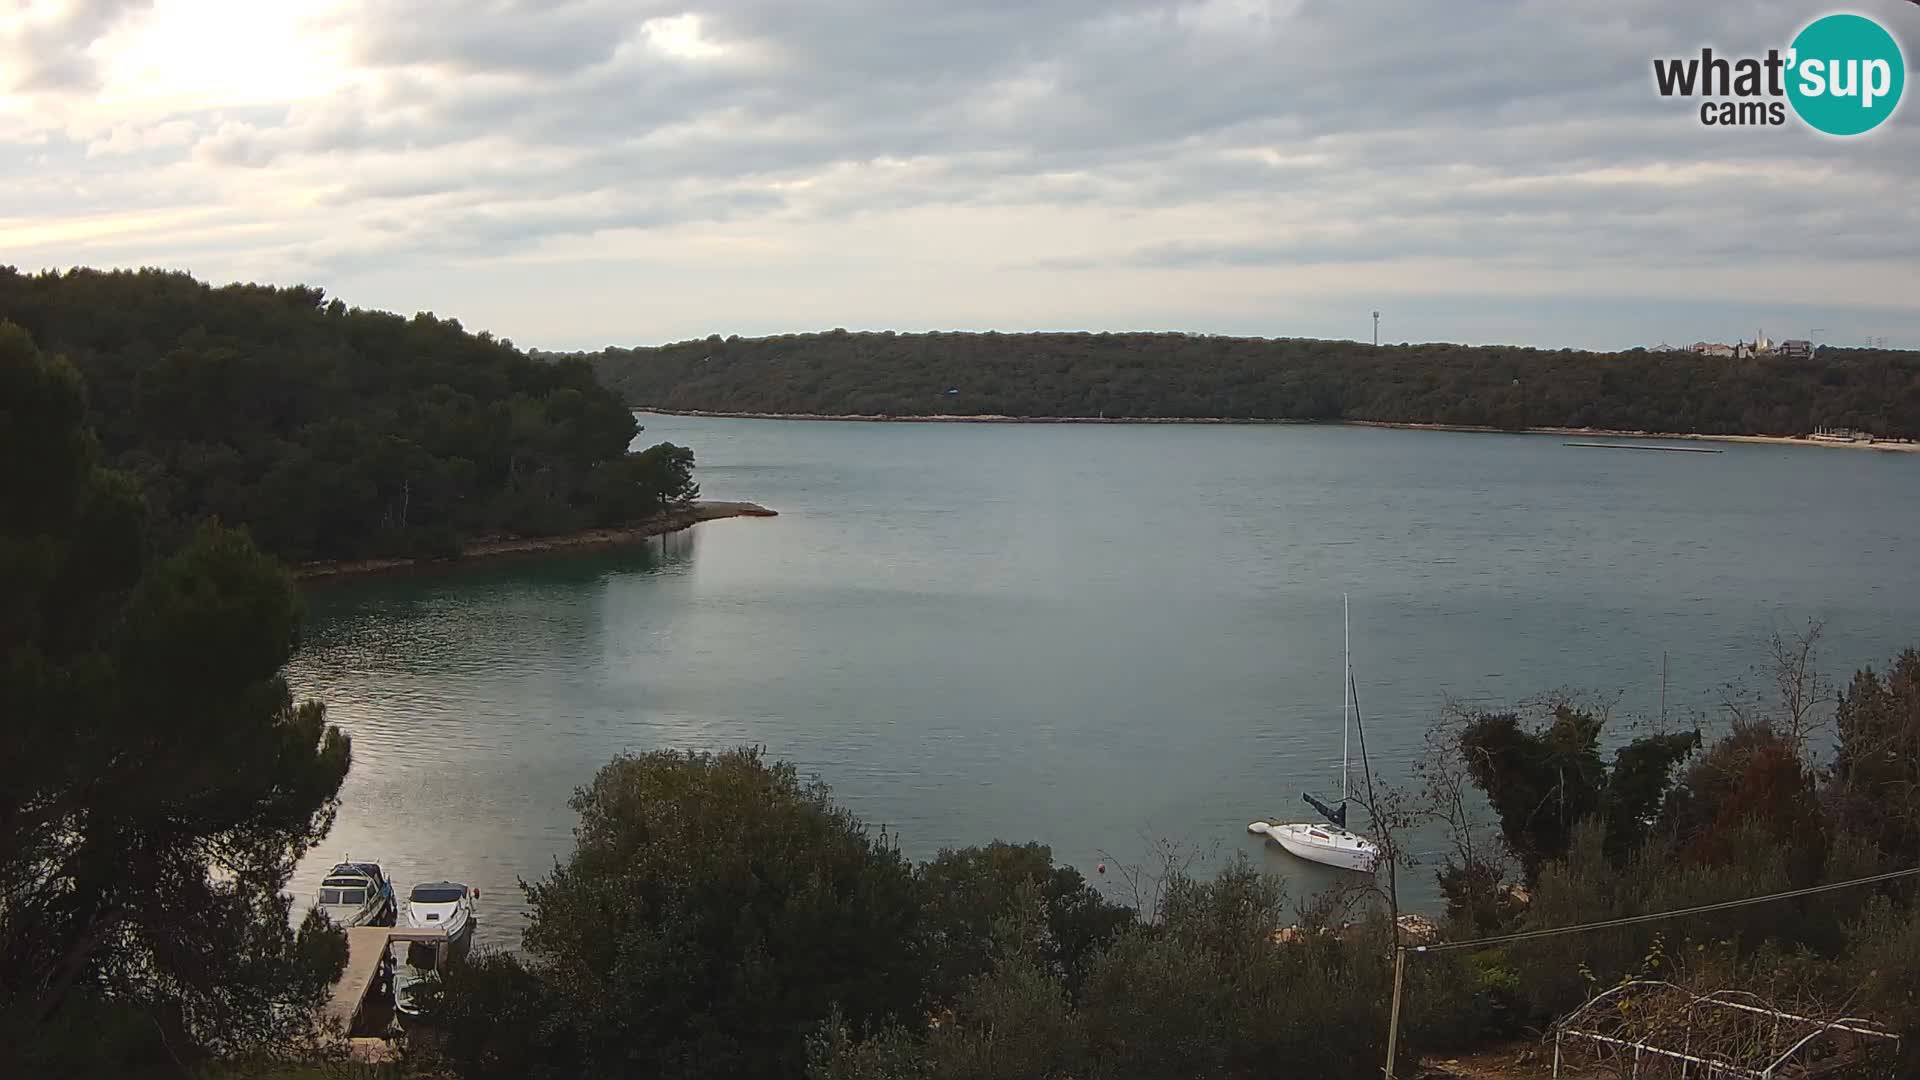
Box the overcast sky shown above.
[3,0,1917,351]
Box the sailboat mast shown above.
[1342,593,1351,802]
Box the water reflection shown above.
[291,535,696,947]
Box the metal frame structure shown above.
[1550,980,1900,1079]
[1381,867,1920,1078]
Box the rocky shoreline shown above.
[292,501,777,581]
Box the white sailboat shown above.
[1247,594,1381,873]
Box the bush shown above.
[430,748,923,1080]
[415,951,581,1080]
[815,856,1472,1080]
[1844,896,1920,1074]
[916,842,1133,1005]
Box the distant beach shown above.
[636,410,1920,453]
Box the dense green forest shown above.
[582,330,1920,438]
[2,325,352,1073]
[0,267,696,564]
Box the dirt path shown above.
[1417,1040,1608,1079]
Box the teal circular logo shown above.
[1787,14,1905,135]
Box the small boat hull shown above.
[1262,822,1379,873]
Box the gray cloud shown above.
[7,0,1920,347]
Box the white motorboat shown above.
[1248,594,1382,874]
[391,880,480,1020]
[315,861,396,928]
[403,880,478,942]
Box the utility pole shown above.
[1384,947,1408,1078]
[1372,310,1380,347]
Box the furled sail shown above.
[1302,792,1347,828]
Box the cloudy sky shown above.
[3,0,1917,351]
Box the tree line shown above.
[0,267,697,565]
[2,324,352,1074]
[580,330,1920,438]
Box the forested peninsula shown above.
[0,267,702,567]
[581,331,1920,440]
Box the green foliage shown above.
[429,748,924,1080]
[916,842,1134,1005]
[1502,792,1893,1019]
[1504,818,1815,1018]
[1830,650,1920,863]
[580,442,699,527]
[1454,950,1527,1040]
[0,269,696,564]
[1435,855,1526,940]
[0,324,351,1073]
[1457,705,1699,880]
[1842,896,1920,1074]
[414,950,584,1080]
[809,1009,932,1080]
[920,910,1084,1080]
[1427,647,1920,1059]
[583,331,1920,437]
[816,856,1480,1080]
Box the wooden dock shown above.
[323,926,449,1035]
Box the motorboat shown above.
[403,880,478,943]
[391,880,479,1020]
[1247,595,1382,874]
[315,861,396,928]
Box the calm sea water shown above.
[288,418,1920,945]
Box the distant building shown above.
[1778,339,1814,358]
[1691,341,1736,358]
[1812,426,1873,443]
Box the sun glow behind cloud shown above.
[90,0,354,110]
[640,13,726,61]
